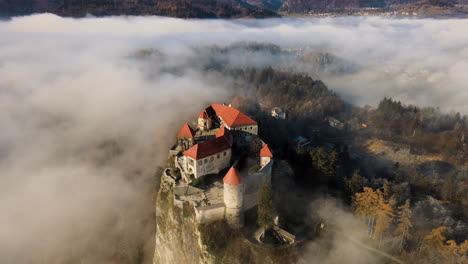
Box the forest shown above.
[217,66,467,263]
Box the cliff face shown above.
[154,180,211,264]
[154,169,299,264]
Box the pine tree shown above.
[395,199,412,251]
[257,181,274,229]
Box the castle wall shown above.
[225,207,244,228]
[260,156,271,167]
[194,149,231,178]
[194,203,225,224]
[198,117,212,131]
[224,183,244,209]
[223,124,258,146]
[243,160,273,211]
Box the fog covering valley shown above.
[0,14,467,263]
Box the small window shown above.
[210,157,214,161]
[224,151,227,156]
[217,154,220,159]
[198,160,202,165]
[204,159,208,164]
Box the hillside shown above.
[2,0,468,17]
[0,0,278,18]
[279,0,468,17]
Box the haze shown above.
[0,14,467,263]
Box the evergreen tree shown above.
[395,199,412,251]
[257,181,274,229]
[310,147,338,178]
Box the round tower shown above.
[260,144,273,168]
[223,167,244,228]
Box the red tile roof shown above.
[183,136,231,160]
[211,104,257,127]
[223,167,241,185]
[216,127,233,145]
[177,123,195,138]
[260,144,273,157]
[215,126,227,137]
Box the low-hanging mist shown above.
[0,14,467,263]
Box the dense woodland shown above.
[216,66,467,263]
[0,0,278,18]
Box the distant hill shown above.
[279,0,468,17]
[0,0,279,18]
[1,0,467,18]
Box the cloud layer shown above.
[0,14,467,263]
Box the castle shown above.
[168,103,274,228]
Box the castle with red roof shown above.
[168,102,274,228]
[175,103,259,180]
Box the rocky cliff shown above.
[154,180,210,264]
[153,170,300,264]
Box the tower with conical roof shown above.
[223,167,244,228]
[260,144,273,168]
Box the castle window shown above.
[210,157,214,161]
[198,160,202,165]
[204,159,208,164]
[217,154,220,159]
[223,151,226,156]
[189,159,194,166]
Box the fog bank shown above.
[0,14,466,263]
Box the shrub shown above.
[249,164,261,174]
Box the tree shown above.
[346,170,364,199]
[311,147,328,174]
[310,147,338,179]
[257,181,274,229]
[395,199,412,251]
[421,227,468,264]
[353,187,380,236]
[374,191,395,248]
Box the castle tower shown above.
[260,144,273,168]
[177,123,195,151]
[223,167,244,228]
[197,106,215,131]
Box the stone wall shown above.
[243,160,273,210]
[195,203,225,224]
[195,149,232,178]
